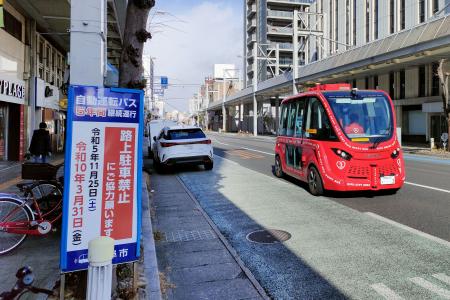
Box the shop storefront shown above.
[0,76,26,161]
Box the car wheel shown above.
[308,166,324,196]
[204,161,213,170]
[274,155,284,178]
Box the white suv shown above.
[152,126,213,170]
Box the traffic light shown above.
[0,0,4,28]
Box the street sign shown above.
[61,85,143,273]
[160,76,168,89]
[153,88,164,96]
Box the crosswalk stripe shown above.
[433,273,450,286]
[371,283,404,300]
[409,277,450,299]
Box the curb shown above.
[176,175,270,300]
[141,175,162,300]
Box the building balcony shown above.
[268,42,294,50]
[267,25,293,35]
[247,19,257,32]
[247,34,257,44]
[247,4,256,17]
[267,0,314,6]
[267,10,293,19]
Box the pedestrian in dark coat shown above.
[29,122,51,163]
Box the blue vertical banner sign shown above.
[61,85,144,273]
[160,76,168,89]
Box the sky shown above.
[143,0,243,113]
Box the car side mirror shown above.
[153,136,156,142]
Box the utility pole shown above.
[253,42,258,136]
[292,9,299,95]
[70,0,106,86]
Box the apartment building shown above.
[244,0,315,87]
[307,0,450,143]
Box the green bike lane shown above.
[178,156,450,299]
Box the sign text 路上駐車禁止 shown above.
[60,86,143,273]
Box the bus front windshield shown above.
[324,92,393,143]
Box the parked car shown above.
[147,119,178,158]
[152,126,213,171]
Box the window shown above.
[279,104,289,136]
[399,69,405,99]
[374,75,379,89]
[418,65,426,97]
[400,0,405,30]
[352,79,357,88]
[419,0,425,23]
[294,99,306,137]
[167,129,206,140]
[389,0,395,34]
[374,0,379,39]
[3,10,23,41]
[305,97,337,140]
[389,72,395,99]
[329,0,334,53]
[365,77,369,89]
[432,0,439,14]
[286,102,297,137]
[346,0,350,46]
[431,63,440,96]
[366,0,370,43]
[353,0,357,45]
[335,0,338,52]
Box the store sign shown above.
[61,85,144,273]
[35,78,61,110]
[0,78,25,104]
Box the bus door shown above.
[303,96,338,176]
[284,97,306,177]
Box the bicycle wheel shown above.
[30,182,63,212]
[0,198,33,255]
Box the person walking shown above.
[29,122,51,163]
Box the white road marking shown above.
[364,212,450,249]
[405,181,450,194]
[211,137,273,155]
[409,277,450,299]
[370,283,404,300]
[434,273,450,286]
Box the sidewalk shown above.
[147,162,267,299]
[0,156,64,299]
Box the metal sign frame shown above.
[60,85,144,273]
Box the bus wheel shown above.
[274,155,284,178]
[308,166,324,196]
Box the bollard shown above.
[86,236,115,300]
[430,138,435,150]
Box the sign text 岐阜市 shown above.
[61,86,143,273]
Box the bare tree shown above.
[119,0,155,89]
[437,59,450,151]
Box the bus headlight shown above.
[391,148,401,158]
[332,148,352,161]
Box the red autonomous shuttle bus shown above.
[274,83,405,196]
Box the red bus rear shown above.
[274,83,405,195]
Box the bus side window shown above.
[279,104,288,136]
[305,97,337,141]
[286,102,297,137]
[294,98,305,138]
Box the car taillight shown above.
[160,142,177,147]
[332,148,352,161]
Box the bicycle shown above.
[0,266,55,300]
[0,180,63,255]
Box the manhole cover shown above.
[246,229,291,244]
